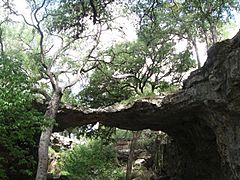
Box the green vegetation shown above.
[0,0,239,179]
[59,140,125,180]
[0,56,44,179]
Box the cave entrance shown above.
[160,117,223,180]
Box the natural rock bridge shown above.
[51,31,240,180]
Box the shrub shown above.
[0,56,44,179]
[59,140,125,180]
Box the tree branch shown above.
[31,87,51,101]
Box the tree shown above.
[105,37,194,94]
[126,131,141,180]
[80,16,195,101]
[181,0,239,45]
[2,0,118,179]
[130,0,240,68]
[78,64,134,108]
[0,14,46,179]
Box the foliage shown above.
[79,0,239,108]
[61,89,79,105]
[47,0,114,37]
[130,0,240,68]
[1,1,120,178]
[79,22,195,107]
[78,64,134,108]
[0,0,239,178]
[113,129,133,140]
[59,140,125,179]
[0,56,44,179]
[132,0,239,44]
[106,40,194,92]
[180,0,240,42]
[65,124,117,144]
[1,1,124,177]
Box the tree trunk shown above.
[192,38,201,68]
[202,27,210,50]
[0,27,4,54]
[209,23,218,45]
[36,90,62,180]
[126,131,141,180]
[154,135,161,173]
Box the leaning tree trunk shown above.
[36,90,62,180]
[126,131,141,180]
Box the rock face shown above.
[55,31,240,180]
